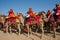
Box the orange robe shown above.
[8,9,15,18]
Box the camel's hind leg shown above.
[53,26,56,38]
[26,24,30,37]
[6,23,8,33]
[30,26,32,35]
[53,22,56,38]
[9,26,12,33]
[9,24,12,33]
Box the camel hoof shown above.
[3,30,6,33]
[40,34,44,39]
[40,36,42,39]
[17,33,20,35]
[28,35,30,37]
[53,35,56,38]
[18,33,20,35]
[9,31,12,34]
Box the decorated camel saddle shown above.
[26,8,41,24]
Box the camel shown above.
[3,9,21,35]
[24,12,44,39]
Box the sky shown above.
[0,0,60,15]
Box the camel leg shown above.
[36,24,39,33]
[26,24,29,37]
[18,23,20,35]
[41,22,44,39]
[6,23,8,33]
[58,25,60,29]
[9,26,12,33]
[53,26,56,38]
[53,22,56,38]
[36,28,38,33]
[30,26,32,35]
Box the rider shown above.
[26,8,37,23]
[46,10,52,18]
[54,4,60,15]
[53,4,60,21]
[54,4,60,26]
[8,8,16,18]
[27,8,37,18]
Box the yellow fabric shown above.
[30,13,37,17]
[8,12,15,18]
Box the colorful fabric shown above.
[27,18,31,23]
[55,4,60,20]
[55,5,60,15]
[47,10,52,18]
[8,9,15,18]
[28,8,37,18]
[58,16,60,20]
[35,16,40,22]
[27,16,41,24]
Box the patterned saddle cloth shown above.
[27,16,40,23]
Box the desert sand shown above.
[0,30,60,40]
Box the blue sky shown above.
[0,0,60,15]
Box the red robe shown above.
[55,6,60,15]
[8,9,15,18]
[28,8,36,18]
[47,10,52,18]
[55,5,60,20]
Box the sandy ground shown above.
[0,30,60,40]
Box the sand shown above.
[0,31,60,40]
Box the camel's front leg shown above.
[18,23,21,35]
[40,21,44,39]
[53,22,56,38]
[36,24,39,33]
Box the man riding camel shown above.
[53,4,60,29]
[46,10,52,18]
[53,4,60,21]
[55,4,60,15]
[26,8,38,23]
[26,8,37,18]
[8,8,16,18]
